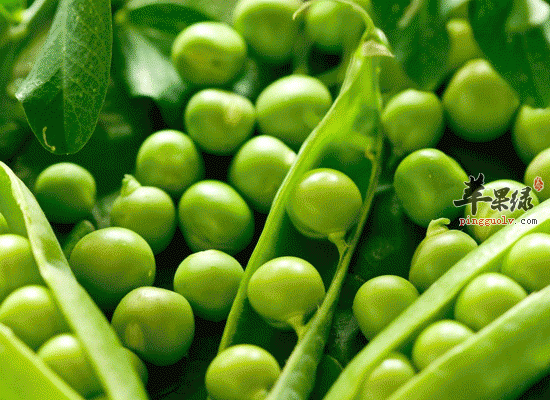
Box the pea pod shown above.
[0,162,148,400]
[216,4,389,400]
[324,199,550,400]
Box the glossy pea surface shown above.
[512,106,550,163]
[171,22,246,86]
[178,180,254,255]
[185,89,255,155]
[360,352,416,400]
[525,147,550,202]
[286,168,362,240]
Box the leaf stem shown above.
[9,0,58,46]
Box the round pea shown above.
[232,0,301,62]
[409,218,478,292]
[0,285,68,350]
[353,275,419,340]
[0,234,43,302]
[123,347,149,385]
[443,59,520,142]
[111,287,195,366]
[173,250,244,322]
[394,148,469,227]
[454,272,528,331]
[256,75,332,148]
[381,89,444,157]
[178,180,254,255]
[525,147,550,202]
[247,256,325,331]
[110,175,176,254]
[171,22,246,86]
[286,168,362,240]
[228,135,296,213]
[135,130,204,198]
[411,320,474,371]
[184,89,255,155]
[69,227,156,311]
[445,19,483,73]
[513,106,550,163]
[501,233,550,292]
[360,352,416,400]
[38,334,102,397]
[34,162,96,224]
[205,344,281,400]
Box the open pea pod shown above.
[0,162,148,400]
[324,199,550,400]
[217,4,390,400]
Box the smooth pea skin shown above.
[228,135,296,213]
[173,250,244,322]
[34,162,96,224]
[443,59,520,142]
[110,175,176,254]
[69,227,156,311]
[411,320,474,371]
[445,19,483,73]
[206,344,281,400]
[38,334,102,398]
[525,147,550,202]
[232,0,301,62]
[454,272,527,331]
[394,148,469,227]
[360,352,416,400]
[135,130,204,198]
[0,234,43,302]
[501,233,550,292]
[381,89,444,157]
[0,285,68,350]
[247,256,325,332]
[512,106,550,163]
[111,287,195,366]
[353,275,419,340]
[171,22,246,86]
[256,75,332,148]
[409,218,478,292]
[184,89,255,155]
[286,168,362,240]
[178,180,254,255]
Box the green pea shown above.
[411,320,474,371]
[381,89,444,157]
[184,89,255,155]
[464,179,539,243]
[394,148,469,227]
[524,147,550,202]
[177,180,254,255]
[232,0,301,63]
[111,287,195,366]
[34,162,96,224]
[256,75,332,148]
[409,218,478,292]
[135,130,204,198]
[247,256,325,334]
[0,285,68,350]
[110,175,176,254]
[286,168,362,240]
[352,275,419,340]
[359,352,416,400]
[442,59,520,142]
[229,135,296,213]
[68,227,156,311]
[205,344,281,400]
[0,212,8,234]
[512,105,550,163]
[445,19,483,73]
[0,234,43,302]
[173,250,244,322]
[501,233,550,292]
[122,347,149,386]
[454,272,528,331]
[171,21,247,86]
[37,334,102,398]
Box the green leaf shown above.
[15,0,112,154]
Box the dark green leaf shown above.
[15,0,112,154]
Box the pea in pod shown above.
[324,199,550,400]
[0,162,148,400]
